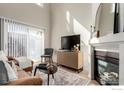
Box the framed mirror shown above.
[119,3,124,32]
[95,3,119,37]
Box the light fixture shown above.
[35,3,44,8]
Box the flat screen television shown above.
[61,35,80,51]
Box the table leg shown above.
[47,74,49,85]
[34,67,37,76]
[52,74,54,79]
[51,58,53,63]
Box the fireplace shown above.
[94,50,119,85]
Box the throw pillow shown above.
[11,61,18,76]
[8,61,18,76]
[3,60,18,81]
[0,60,9,84]
[0,51,8,62]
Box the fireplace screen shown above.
[97,60,119,85]
[94,51,119,85]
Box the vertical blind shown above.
[1,18,44,61]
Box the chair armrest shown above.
[8,77,43,85]
[31,61,34,66]
[22,60,34,72]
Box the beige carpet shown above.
[34,67,90,85]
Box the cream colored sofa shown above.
[8,65,42,85]
[0,53,42,85]
[7,56,43,85]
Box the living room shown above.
[0,2,124,90]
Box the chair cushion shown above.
[16,57,32,69]
[38,63,47,70]
[17,70,30,79]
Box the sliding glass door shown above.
[0,18,44,61]
[28,28,44,61]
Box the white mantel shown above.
[90,32,124,85]
[90,32,124,46]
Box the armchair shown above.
[7,56,33,73]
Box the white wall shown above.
[0,3,50,48]
[50,3,92,76]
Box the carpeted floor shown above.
[33,66,90,85]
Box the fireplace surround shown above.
[94,50,119,85]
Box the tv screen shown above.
[61,35,80,50]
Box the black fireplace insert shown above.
[94,50,119,85]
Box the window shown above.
[28,27,44,60]
[0,18,44,61]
